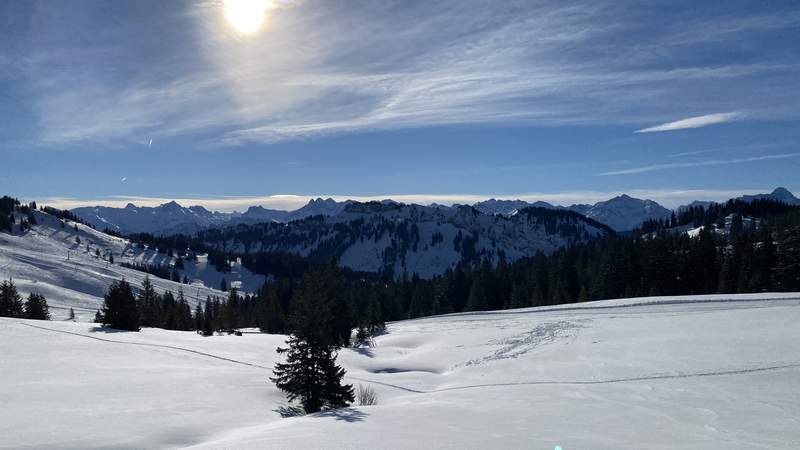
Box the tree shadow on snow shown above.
[315,408,368,423]
[89,326,134,334]
[274,406,305,418]
[275,406,368,423]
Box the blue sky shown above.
[1,0,799,211]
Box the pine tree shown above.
[137,276,160,327]
[0,279,24,318]
[365,294,385,334]
[202,297,215,336]
[162,290,176,329]
[270,272,354,413]
[24,292,50,320]
[465,276,487,311]
[194,302,205,331]
[509,283,530,309]
[530,285,545,307]
[776,225,800,290]
[257,286,285,334]
[353,325,371,347]
[220,278,228,292]
[101,279,140,331]
[175,288,192,331]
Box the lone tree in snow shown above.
[100,279,140,331]
[270,271,354,413]
[24,292,50,320]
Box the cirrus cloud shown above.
[635,112,745,133]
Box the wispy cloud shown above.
[635,112,744,133]
[37,188,778,211]
[8,1,799,147]
[599,153,800,176]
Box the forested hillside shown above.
[240,198,800,335]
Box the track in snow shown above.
[14,321,799,396]
[15,321,270,370]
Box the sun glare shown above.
[223,0,272,34]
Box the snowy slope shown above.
[1,292,799,449]
[0,210,262,320]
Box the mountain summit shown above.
[574,195,671,232]
[740,187,800,206]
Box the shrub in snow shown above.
[356,384,378,406]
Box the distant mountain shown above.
[569,195,672,232]
[739,187,800,206]
[238,206,290,223]
[72,197,351,235]
[472,196,671,231]
[677,187,800,212]
[195,202,614,279]
[286,198,351,221]
[73,201,232,235]
[73,191,705,236]
[473,199,555,216]
[677,200,714,212]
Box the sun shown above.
[223,0,272,34]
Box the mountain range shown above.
[473,195,672,232]
[194,202,613,279]
[678,187,800,212]
[71,187,800,236]
[73,197,350,235]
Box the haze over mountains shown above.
[73,187,800,235]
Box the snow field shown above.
[2,293,799,449]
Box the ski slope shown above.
[2,293,799,449]
[0,210,263,320]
